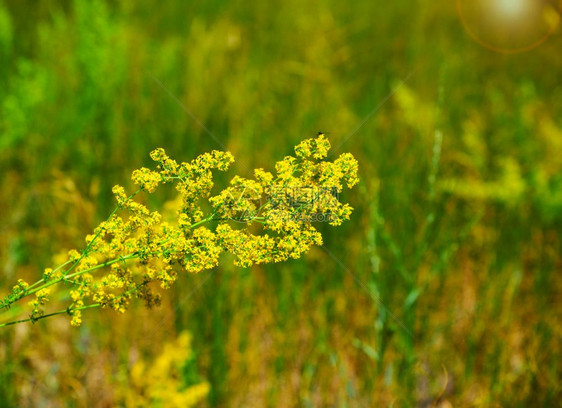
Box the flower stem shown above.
[0,303,100,328]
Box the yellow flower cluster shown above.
[294,132,332,159]
[28,288,50,321]
[131,167,162,193]
[1,134,358,327]
[122,331,210,408]
[11,279,29,296]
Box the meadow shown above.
[0,0,561,406]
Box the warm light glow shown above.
[457,0,560,53]
[492,0,530,20]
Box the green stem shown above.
[63,188,143,278]
[0,282,148,328]
[25,259,74,292]
[189,214,216,229]
[22,254,139,300]
[0,303,100,328]
[1,210,217,315]
[2,189,145,307]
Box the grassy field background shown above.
[1,0,561,406]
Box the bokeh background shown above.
[1,0,561,406]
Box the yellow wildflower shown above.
[4,134,358,327]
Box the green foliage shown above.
[0,0,561,406]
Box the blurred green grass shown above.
[0,0,561,406]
